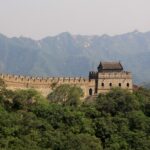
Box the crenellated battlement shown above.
[98,71,132,79]
[0,74,89,84]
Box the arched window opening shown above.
[101,83,104,87]
[119,83,121,87]
[127,83,130,87]
[109,83,112,87]
[89,88,93,96]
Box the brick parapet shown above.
[0,74,89,84]
[98,71,132,79]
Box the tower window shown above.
[127,83,130,87]
[119,83,121,87]
[101,83,104,87]
[109,83,112,87]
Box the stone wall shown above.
[0,74,95,97]
[0,70,133,98]
[97,71,133,93]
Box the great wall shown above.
[0,74,94,97]
[0,61,133,98]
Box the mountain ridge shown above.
[0,31,150,84]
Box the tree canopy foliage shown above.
[47,84,84,106]
[0,82,150,149]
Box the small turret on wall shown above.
[89,71,98,80]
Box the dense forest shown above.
[0,79,150,150]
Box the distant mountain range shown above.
[0,31,150,84]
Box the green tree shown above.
[47,84,83,106]
[64,133,103,150]
[12,89,48,111]
[96,88,140,116]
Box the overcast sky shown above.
[0,0,150,39]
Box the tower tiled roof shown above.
[98,61,123,72]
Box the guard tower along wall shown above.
[97,71,133,93]
[95,62,133,94]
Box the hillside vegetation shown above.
[0,31,150,83]
[0,79,150,150]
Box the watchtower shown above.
[88,61,133,95]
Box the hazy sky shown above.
[0,0,150,39]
